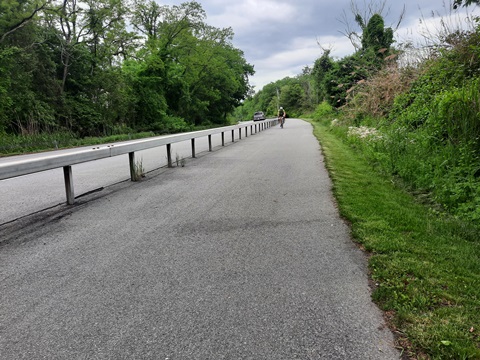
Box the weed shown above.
[309,118,480,359]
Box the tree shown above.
[130,1,253,127]
[0,0,51,43]
[44,0,129,94]
[312,49,335,102]
[165,25,253,125]
[0,0,254,136]
[279,83,303,114]
[0,1,59,134]
[122,54,168,131]
[321,13,396,108]
[339,0,403,51]
[453,0,480,8]
[361,13,394,54]
[130,0,165,41]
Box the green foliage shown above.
[312,50,335,102]
[237,13,395,119]
[313,101,335,119]
[149,115,193,134]
[431,79,480,146]
[453,0,480,8]
[361,14,394,53]
[279,83,303,115]
[310,118,480,359]
[236,75,318,120]
[323,20,480,224]
[0,0,252,139]
[340,115,480,222]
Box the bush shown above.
[313,101,334,119]
[150,115,193,134]
[430,79,480,146]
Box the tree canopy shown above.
[453,0,480,8]
[0,0,254,136]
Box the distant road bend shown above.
[0,119,400,359]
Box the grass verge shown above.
[0,122,231,157]
[309,118,480,359]
[0,132,156,156]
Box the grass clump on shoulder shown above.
[309,115,480,359]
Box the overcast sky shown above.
[159,0,479,91]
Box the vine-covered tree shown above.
[312,49,335,102]
[361,13,394,54]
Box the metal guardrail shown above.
[0,119,278,204]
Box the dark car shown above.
[253,111,266,121]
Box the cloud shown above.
[156,0,480,90]
[208,0,297,32]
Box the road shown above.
[0,119,400,359]
[0,126,245,224]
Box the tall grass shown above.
[310,117,480,359]
[339,22,480,223]
[431,78,480,147]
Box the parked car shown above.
[253,111,266,121]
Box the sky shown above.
[158,0,479,91]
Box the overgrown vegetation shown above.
[310,116,480,359]
[0,0,252,139]
[339,20,480,223]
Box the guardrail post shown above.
[231,129,234,143]
[63,165,75,205]
[222,132,225,146]
[239,128,242,140]
[166,144,173,167]
[129,152,136,181]
[191,139,196,158]
[208,135,212,151]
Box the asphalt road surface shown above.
[0,127,239,224]
[0,119,400,359]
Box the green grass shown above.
[309,118,480,359]
[0,132,156,156]
[0,122,238,157]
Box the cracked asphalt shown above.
[0,119,400,359]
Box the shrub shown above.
[313,101,334,119]
[150,115,193,134]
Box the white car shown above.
[253,111,266,121]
